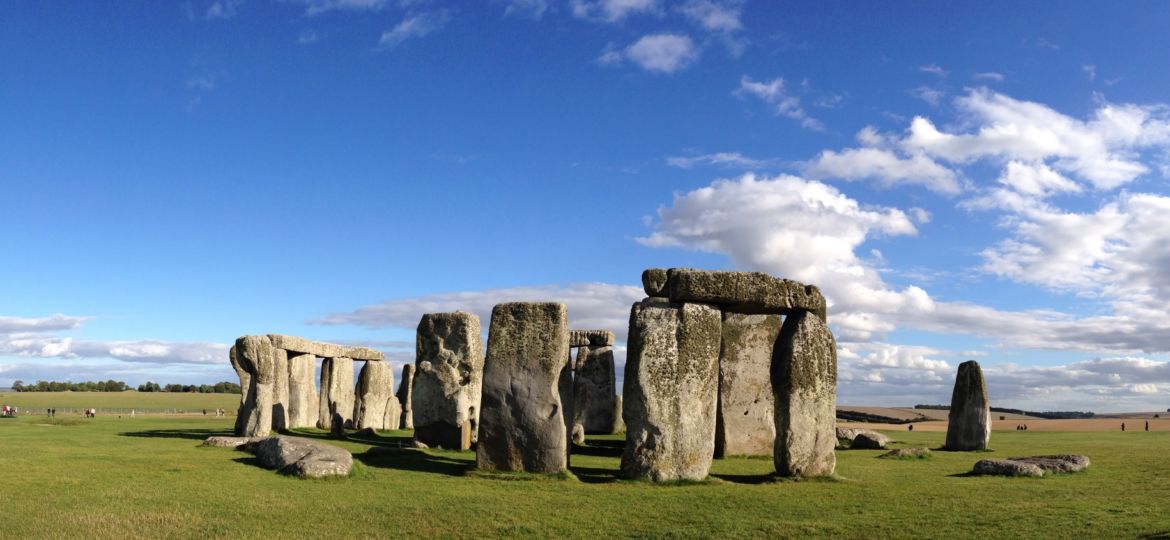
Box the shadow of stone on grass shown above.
[119,428,232,441]
[357,447,473,477]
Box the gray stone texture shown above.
[354,360,394,430]
[286,353,319,429]
[202,436,262,448]
[715,312,781,458]
[945,360,992,451]
[476,302,570,473]
[229,345,251,435]
[620,299,721,482]
[973,459,1045,477]
[383,396,402,430]
[612,394,625,433]
[851,431,891,449]
[317,357,355,432]
[573,345,617,435]
[1007,454,1090,473]
[559,347,574,460]
[235,335,278,437]
[267,334,383,361]
[243,436,353,478]
[772,310,837,477]
[413,312,484,450]
[641,268,669,297]
[569,329,616,347]
[663,268,827,320]
[396,364,415,429]
[272,348,290,431]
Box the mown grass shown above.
[0,413,1168,538]
[0,391,240,411]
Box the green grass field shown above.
[0,391,240,412]
[0,396,1167,538]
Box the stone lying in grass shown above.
[972,454,1089,478]
[1007,454,1090,473]
[202,436,262,449]
[835,428,891,449]
[878,447,931,459]
[242,436,353,478]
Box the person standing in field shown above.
[1121,422,1126,431]
[1145,421,1149,431]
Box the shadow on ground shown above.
[358,448,473,476]
[120,428,232,440]
[710,472,776,484]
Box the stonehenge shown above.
[353,360,395,430]
[945,360,992,451]
[772,310,837,477]
[570,329,618,439]
[319,357,356,432]
[396,364,415,429]
[715,312,781,457]
[476,302,570,473]
[413,311,484,450]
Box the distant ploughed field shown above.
[838,405,1167,432]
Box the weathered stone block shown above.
[272,348,290,431]
[664,268,827,319]
[287,353,319,429]
[772,310,837,477]
[620,300,720,482]
[642,268,669,297]
[945,360,992,451]
[354,360,394,430]
[235,335,277,437]
[612,394,625,433]
[229,345,251,435]
[396,364,414,429]
[317,357,355,432]
[569,329,616,347]
[414,312,484,450]
[476,302,569,473]
[573,344,617,435]
[267,334,384,361]
[383,396,402,430]
[716,312,781,457]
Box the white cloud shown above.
[502,0,548,19]
[206,0,243,19]
[973,72,1005,82]
[295,0,390,16]
[571,0,658,22]
[736,76,824,131]
[910,86,944,106]
[623,34,698,74]
[665,151,774,170]
[380,10,452,48]
[0,315,89,333]
[678,0,743,32]
[1083,64,1097,82]
[805,147,962,195]
[919,64,947,77]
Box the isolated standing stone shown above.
[476,302,569,473]
[944,360,992,451]
[318,357,355,432]
[230,345,251,435]
[716,312,781,457]
[272,348,290,431]
[772,310,837,477]
[620,299,721,482]
[414,312,484,450]
[396,364,415,429]
[573,344,617,434]
[286,353,319,429]
[235,335,278,437]
[354,361,394,430]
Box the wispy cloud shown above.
[735,76,824,131]
[973,71,1004,82]
[380,10,453,49]
[295,0,390,16]
[205,0,243,19]
[919,64,947,77]
[678,0,743,32]
[298,29,320,44]
[571,0,659,22]
[1083,64,1097,81]
[501,0,549,19]
[600,34,698,74]
[666,151,776,170]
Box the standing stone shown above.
[772,310,837,477]
[716,312,781,457]
[611,394,625,433]
[476,302,569,473]
[560,348,575,458]
[317,357,355,432]
[413,312,484,450]
[573,344,617,434]
[287,353,319,429]
[383,396,402,430]
[354,361,394,430]
[235,335,278,437]
[230,345,252,435]
[272,348,290,431]
[945,360,992,451]
[396,364,414,429]
[620,299,721,482]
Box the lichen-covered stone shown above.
[396,364,415,429]
[559,347,574,463]
[383,396,402,430]
[665,268,827,319]
[620,300,720,482]
[272,348,290,431]
[1007,454,1090,473]
[229,345,251,435]
[945,360,991,451]
[476,302,569,473]
[642,268,669,297]
[317,357,355,432]
[413,312,484,450]
[612,394,625,433]
[235,335,277,437]
[573,345,617,435]
[202,436,261,448]
[287,353,319,428]
[772,310,837,477]
[267,334,383,361]
[851,431,891,449]
[715,312,780,457]
[243,436,352,478]
[353,360,394,430]
[973,459,1045,477]
[569,329,616,347]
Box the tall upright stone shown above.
[945,360,992,451]
[772,310,837,477]
[383,396,402,430]
[414,312,484,450]
[317,357,355,432]
[620,299,721,482]
[476,302,569,473]
[716,312,781,457]
[287,353,319,428]
[573,341,617,435]
[396,364,414,429]
[272,348,290,431]
[611,394,625,433]
[229,345,252,435]
[561,349,576,451]
[235,335,278,437]
[354,361,394,430]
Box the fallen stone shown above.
[267,334,384,361]
[1007,454,1090,473]
[476,302,569,473]
[772,310,837,477]
[664,268,827,319]
[202,436,261,448]
[642,268,669,297]
[354,361,394,430]
[318,357,355,432]
[413,311,484,450]
[879,447,932,459]
[235,335,278,437]
[396,364,414,429]
[243,436,353,478]
[573,344,617,435]
[715,312,780,458]
[972,459,1045,478]
[286,353,319,429]
[851,431,891,449]
[945,360,992,451]
[620,300,720,482]
[569,329,616,347]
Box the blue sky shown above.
[4,0,1170,411]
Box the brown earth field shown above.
[838,405,1044,421]
[839,417,1169,432]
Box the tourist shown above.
[907,424,913,431]
[1121,422,1126,432]
[1145,421,1150,432]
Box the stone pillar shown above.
[573,344,617,435]
[229,345,251,435]
[272,348,290,431]
[287,353,319,428]
[612,394,625,433]
[396,364,415,429]
[772,310,837,477]
[413,312,484,450]
[383,396,402,430]
[234,335,277,437]
[715,312,781,457]
[560,348,575,452]
[620,299,720,482]
[945,360,992,451]
[476,302,569,473]
[354,361,394,430]
[317,357,355,432]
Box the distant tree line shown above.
[9,380,241,394]
[914,404,1095,419]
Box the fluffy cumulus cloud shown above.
[735,76,824,131]
[619,34,698,74]
[805,147,962,195]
